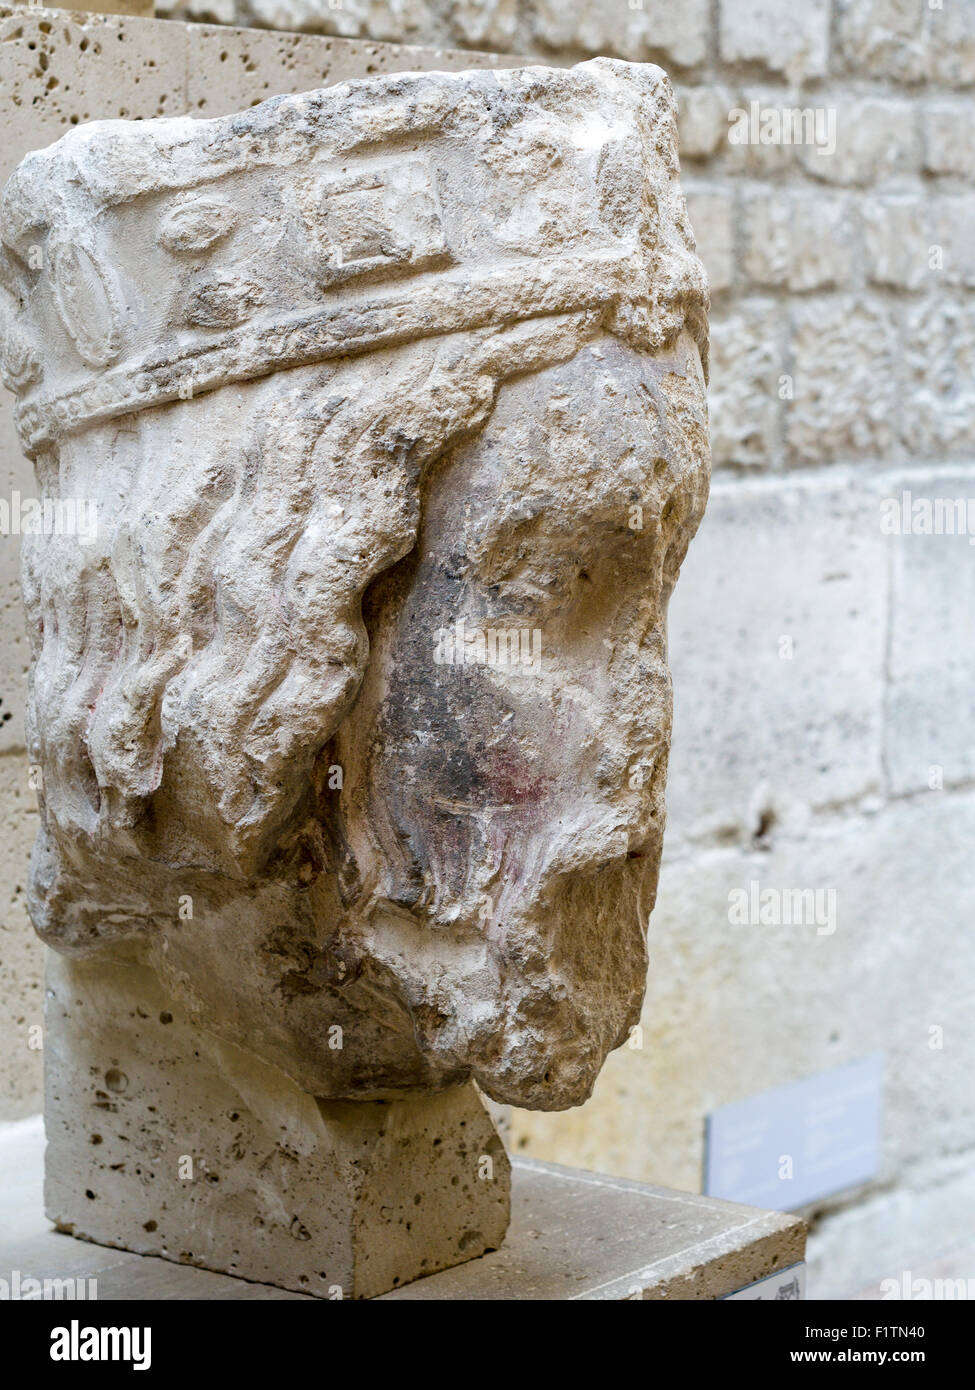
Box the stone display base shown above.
[44,954,510,1300]
[385,1162,807,1301]
[2,1114,805,1299]
[46,1,155,17]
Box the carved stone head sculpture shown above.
[0,60,709,1117]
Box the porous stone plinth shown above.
[44,952,510,1299]
[0,1111,806,1300]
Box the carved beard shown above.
[361,783,661,1110]
[344,660,670,1108]
[332,333,697,1108]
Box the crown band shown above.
[15,249,639,451]
[0,60,708,457]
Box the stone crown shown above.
[0,58,708,454]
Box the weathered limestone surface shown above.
[45,953,509,1299]
[53,0,154,14]
[161,0,713,72]
[2,1112,806,1300]
[6,0,972,1304]
[1,58,708,1113]
[0,56,709,1292]
[0,8,528,1123]
[0,751,41,1118]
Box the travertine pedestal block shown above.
[0,55,709,1295]
[45,952,509,1299]
[3,1117,806,1301]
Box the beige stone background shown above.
[2,1,975,1299]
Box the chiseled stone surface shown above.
[787,297,901,465]
[664,469,888,847]
[0,56,709,1293]
[161,0,712,71]
[0,5,521,1127]
[5,0,975,1304]
[719,0,830,80]
[0,1114,806,1300]
[44,953,509,1299]
[0,58,708,1115]
[0,8,524,759]
[0,752,42,1119]
[705,298,781,469]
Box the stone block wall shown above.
[3,2,974,1296]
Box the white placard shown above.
[705,1054,885,1209]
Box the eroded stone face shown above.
[0,59,710,1110]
